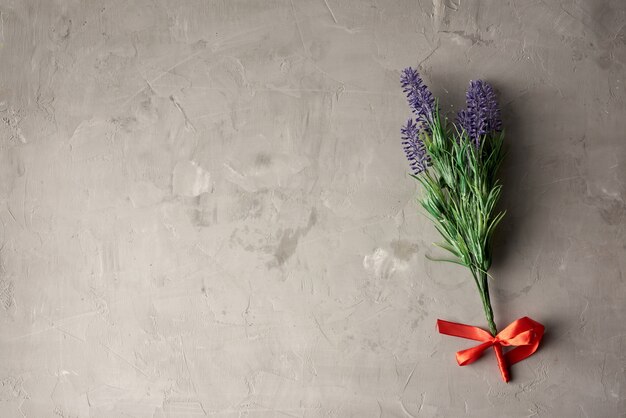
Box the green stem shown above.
[472,268,498,336]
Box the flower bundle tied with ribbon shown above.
[400,68,544,382]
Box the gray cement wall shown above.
[0,0,625,417]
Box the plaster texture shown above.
[0,0,625,417]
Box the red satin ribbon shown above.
[436,316,545,382]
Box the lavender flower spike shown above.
[457,80,502,146]
[401,118,431,175]
[401,67,436,128]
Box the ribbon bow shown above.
[437,316,545,382]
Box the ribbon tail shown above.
[493,343,510,382]
[456,341,493,366]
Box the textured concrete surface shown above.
[0,0,625,417]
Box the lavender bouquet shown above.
[400,68,544,382]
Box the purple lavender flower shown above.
[457,80,502,146]
[401,118,431,175]
[401,67,436,128]
[400,68,435,175]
